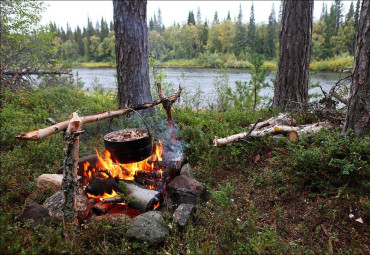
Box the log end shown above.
[16,130,40,140]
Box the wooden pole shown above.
[62,112,82,222]
[16,87,182,141]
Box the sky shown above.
[41,1,354,29]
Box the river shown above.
[72,67,349,106]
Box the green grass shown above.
[1,86,369,254]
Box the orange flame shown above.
[83,141,163,200]
[153,201,160,210]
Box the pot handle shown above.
[108,108,151,135]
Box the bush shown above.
[287,129,370,194]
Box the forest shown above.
[1,0,369,254]
[54,1,359,70]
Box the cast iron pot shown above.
[104,110,153,164]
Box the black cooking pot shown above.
[104,110,153,164]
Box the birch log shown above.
[16,86,182,140]
[214,122,334,146]
[249,113,297,130]
[62,112,82,222]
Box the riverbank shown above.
[65,55,353,72]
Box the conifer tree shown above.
[247,3,256,53]
[187,11,196,25]
[232,4,247,56]
[266,4,277,59]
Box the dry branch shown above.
[214,122,335,146]
[16,86,182,140]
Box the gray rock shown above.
[126,211,169,246]
[167,175,206,207]
[43,191,64,220]
[180,163,195,179]
[16,203,50,226]
[173,204,195,228]
[43,189,90,221]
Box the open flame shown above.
[83,141,163,200]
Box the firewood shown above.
[124,181,163,212]
[16,86,182,140]
[92,202,112,215]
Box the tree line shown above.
[53,0,360,64]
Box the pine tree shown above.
[157,8,162,33]
[232,4,247,56]
[213,11,219,24]
[196,7,201,22]
[227,11,231,21]
[100,17,109,42]
[74,25,84,57]
[187,11,196,25]
[334,0,343,32]
[149,17,154,31]
[266,4,277,59]
[320,3,328,20]
[247,3,256,53]
[354,0,360,29]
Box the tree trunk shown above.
[272,0,313,111]
[343,0,370,137]
[113,0,153,109]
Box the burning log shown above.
[85,178,163,212]
[16,86,182,141]
[124,181,163,212]
[214,122,335,146]
[85,177,120,196]
[58,154,98,175]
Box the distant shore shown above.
[64,55,353,72]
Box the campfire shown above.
[81,141,172,212]
[17,84,207,233]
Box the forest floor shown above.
[1,87,368,254]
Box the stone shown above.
[16,203,50,226]
[43,189,90,221]
[43,191,64,220]
[167,175,206,207]
[180,163,195,179]
[37,174,63,193]
[126,211,169,246]
[173,204,195,228]
[37,174,81,193]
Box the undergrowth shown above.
[1,84,369,254]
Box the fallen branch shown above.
[249,113,297,130]
[1,69,72,76]
[214,122,335,146]
[16,86,182,140]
